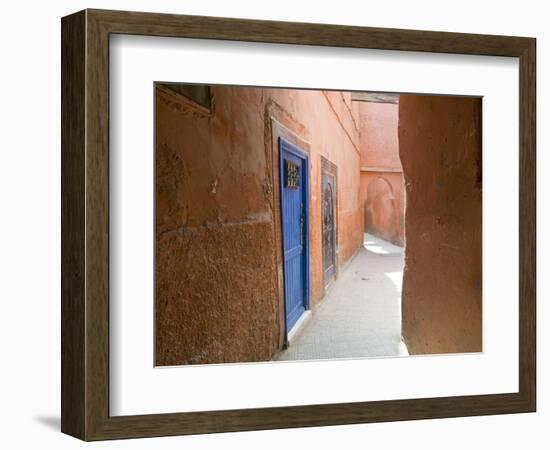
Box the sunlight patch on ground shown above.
[385,271,403,293]
[363,240,391,254]
[363,232,404,256]
[397,340,410,356]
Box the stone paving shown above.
[274,233,409,361]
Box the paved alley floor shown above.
[275,233,409,361]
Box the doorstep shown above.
[287,310,312,345]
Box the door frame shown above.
[322,172,336,285]
[320,156,338,290]
[278,136,310,341]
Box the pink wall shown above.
[359,102,401,169]
[360,172,405,246]
[358,102,405,245]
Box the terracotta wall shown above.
[398,94,482,354]
[358,102,405,245]
[360,172,405,245]
[155,85,363,365]
[359,102,400,168]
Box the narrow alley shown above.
[154,84,482,366]
[275,233,408,361]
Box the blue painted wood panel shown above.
[279,138,309,335]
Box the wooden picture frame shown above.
[61,9,536,441]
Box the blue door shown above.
[279,138,309,335]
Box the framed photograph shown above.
[61,9,536,441]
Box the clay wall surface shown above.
[398,94,482,354]
[155,85,363,365]
[360,171,405,246]
[359,102,400,169]
[358,102,405,245]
